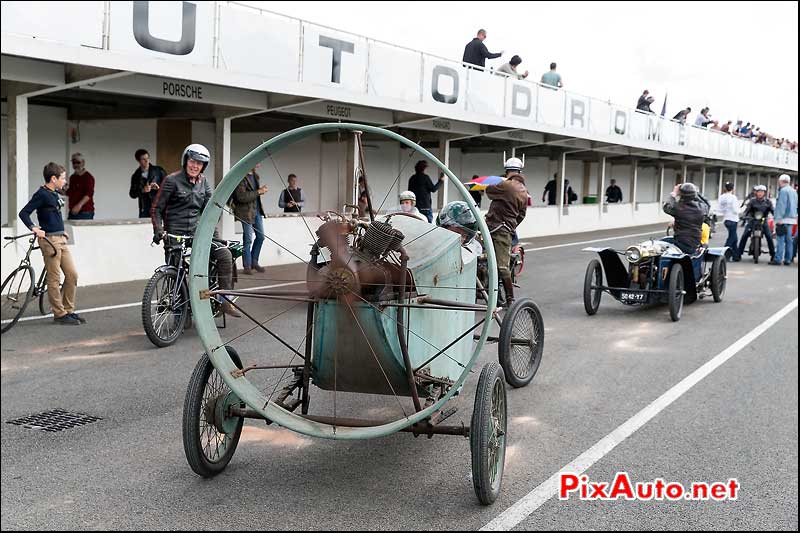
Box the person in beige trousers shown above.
[18,162,84,325]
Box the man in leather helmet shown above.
[663,182,708,254]
[151,143,240,317]
[737,184,775,261]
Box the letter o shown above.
[431,65,459,104]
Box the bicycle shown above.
[141,233,242,348]
[1,233,57,334]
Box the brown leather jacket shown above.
[485,173,528,233]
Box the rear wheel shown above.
[583,259,603,315]
[668,264,684,322]
[498,298,544,388]
[471,362,507,505]
[710,256,726,302]
[142,269,189,348]
[183,347,244,477]
[1,266,35,334]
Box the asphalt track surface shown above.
[1,223,797,530]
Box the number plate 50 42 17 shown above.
[620,291,646,302]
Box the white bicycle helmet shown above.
[182,144,211,173]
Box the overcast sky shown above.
[244,0,798,140]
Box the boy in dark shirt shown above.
[18,162,84,325]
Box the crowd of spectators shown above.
[460,29,796,153]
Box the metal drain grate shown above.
[6,409,101,432]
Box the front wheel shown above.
[752,235,761,264]
[668,264,684,322]
[1,266,35,334]
[183,347,244,477]
[710,256,726,302]
[498,298,544,388]
[583,259,603,315]
[471,362,507,505]
[141,269,189,348]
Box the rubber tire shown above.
[668,263,684,322]
[752,235,761,264]
[710,256,726,303]
[141,269,189,348]
[471,362,507,506]
[583,259,603,315]
[38,282,63,316]
[1,266,35,334]
[498,298,544,388]
[183,346,244,478]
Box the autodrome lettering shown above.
[162,82,203,100]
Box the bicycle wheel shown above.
[183,346,244,477]
[1,266,35,334]
[142,269,189,347]
[38,280,63,316]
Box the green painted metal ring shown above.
[190,122,497,440]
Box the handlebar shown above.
[3,232,57,257]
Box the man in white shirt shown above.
[717,182,740,261]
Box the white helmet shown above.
[182,144,211,173]
[399,190,417,204]
[504,157,524,172]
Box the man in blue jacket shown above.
[771,174,798,265]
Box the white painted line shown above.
[481,298,798,531]
[523,229,664,252]
[1,281,305,324]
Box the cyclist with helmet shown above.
[484,157,529,305]
[663,182,708,255]
[398,190,427,221]
[737,184,775,261]
[151,144,240,317]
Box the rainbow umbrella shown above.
[466,175,504,191]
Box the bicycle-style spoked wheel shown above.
[188,123,499,443]
[142,269,189,347]
[1,266,35,334]
[183,346,244,477]
[498,298,544,388]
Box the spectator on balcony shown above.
[731,120,743,136]
[605,179,623,203]
[636,90,655,113]
[739,122,751,136]
[672,107,691,124]
[720,120,734,134]
[462,29,503,70]
[694,107,714,127]
[541,63,563,89]
[497,55,529,80]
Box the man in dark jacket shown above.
[485,157,528,305]
[462,29,503,69]
[408,160,444,222]
[605,179,623,203]
[737,184,775,260]
[636,90,655,113]
[663,183,707,254]
[151,143,239,317]
[129,148,166,218]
